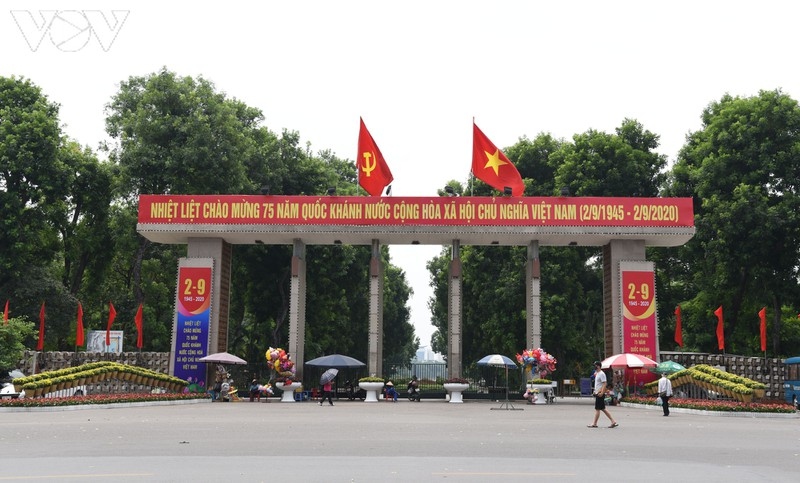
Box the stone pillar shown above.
[368,239,384,377]
[602,240,646,357]
[526,241,541,349]
[447,240,463,379]
[187,238,231,355]
[289,239,307,380]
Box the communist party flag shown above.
[357,118,393,196]
[714,305,724,351]
[106,302,117,346]
[134,303,144,349]
[76,302,85,347]
[37,302,45,350]
[674,305,683,347]
[472,122,524,197]
[3,300,8,324]
[759,307,767,352]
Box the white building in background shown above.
[415,346,444,362]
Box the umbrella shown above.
[651,360,686,375]
[477,354,518,368]
[305,354,366,368]
[197,352,247,365]
[478,354,523,411]
[601,353,658,369]
[320,368,339,385]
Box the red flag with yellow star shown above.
[357,118,393,196]
[472,122,523,196]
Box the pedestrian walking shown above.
[319,379,334,406]
[588,361,618,428]
[658,372,673,416]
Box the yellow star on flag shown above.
[482,149,508,176]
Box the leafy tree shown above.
[0,317,36,373]
[666,90,800,355]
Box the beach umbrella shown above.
[305,354,366,368]
[651,360,686,375]
[197,352,247,365]
[600,353,658,369]
[477,354,517,368]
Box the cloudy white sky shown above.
[4,1,800,347]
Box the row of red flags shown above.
[357,119,524,197]
[3,300,143,350]
[673,305,799,352]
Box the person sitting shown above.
[385,381,398,402]
[249,379,261,402]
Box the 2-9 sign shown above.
[179,267,211,314]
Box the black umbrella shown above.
[305,354,366,368]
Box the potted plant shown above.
[358,376,385,402]
[443,377,469,403]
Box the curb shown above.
[620,402,799,419]
[0,398,210,413]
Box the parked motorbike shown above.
[407,379,421,402]
[344,380,365,401]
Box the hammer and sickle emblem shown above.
[361,151,377,177]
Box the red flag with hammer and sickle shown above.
[357,118,393,196]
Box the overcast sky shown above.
[4,1,800,348]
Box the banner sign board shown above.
[171,259,213,386]
[620,261,659,387]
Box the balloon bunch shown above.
[516,348,557,378]
[265,347,296,381]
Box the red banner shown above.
[621,267,658,387]
[138,195,694,228]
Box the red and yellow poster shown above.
[172,261,212,386]
[621,262,658,387]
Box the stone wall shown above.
[661,351,785,399]
[19,351,172,395]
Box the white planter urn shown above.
[358,381,385,402]
[443,382,469,403]
[527,383,552,405]
[275,382,302,402]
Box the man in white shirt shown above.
[588,361,618,428]
[657,372,674,416]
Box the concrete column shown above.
[447,240,463,379]
[187,238,231,355]
[602,240,646,357]
[368,239,384,377]
[289,239,307,380]
[526,241,541,349]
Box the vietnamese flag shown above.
[134,303,144,349]
[37,302,45,350]
[106,302,117,346]
[76,302,85,347]
[714,305,724,351]
[674,305,683,347]
[357,118,393,196]
[3,300,8,324]
[759,307,767,352]
[472,122,524,197]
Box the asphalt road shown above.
[1,397,798,482]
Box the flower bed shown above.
[0,392,207,408]
[623,395,795,413]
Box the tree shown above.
[666,90,800,354]
[0,317,36,373]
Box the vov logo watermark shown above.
[11,10,130,52]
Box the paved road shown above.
[0,397,798,482]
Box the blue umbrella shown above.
[477,354,517,368]
[305,354,366,368]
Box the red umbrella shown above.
[601,353,658,369]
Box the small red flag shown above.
[76,302,85,347]
[758,307,767,352]
[674,305,683,347]
[134,303,144,349]
[472,122,524,197]
[714,305,724,351]
[106,302,117,346]
[37,302,45,350]
[3,300,8,324]
[357,118,393,196]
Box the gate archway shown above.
[137,194,694,384]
